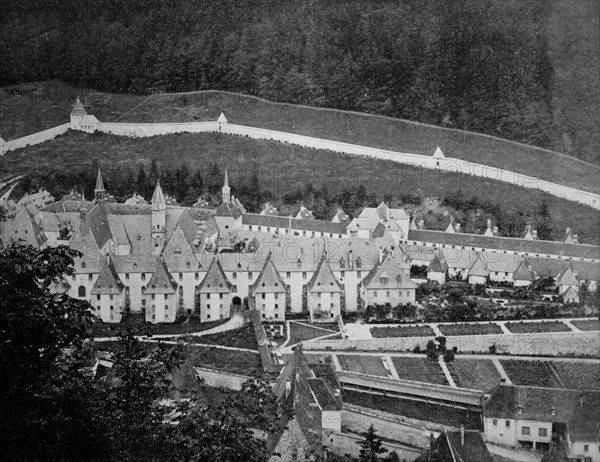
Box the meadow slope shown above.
[1,130,598,244]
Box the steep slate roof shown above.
[113,254,160,273]
[143,258,178,294]
[71,97,86,115]
[362,251,417,290]
[557,264,580,286]
[407,229,600,261]
[0,206,47,248]
[251,254,286,294]
[415,430,493,462]
[513,260,535,281]
[332,208,350,224]
[428,251,448,273]
[295,204,314,220]
[307,253,342,293]
[215,202,242,219]
[95,169,105,193]
[560,286,579,300]
[483,385,580,422]
[197,257,232,293]
[151,181,166,205]
[468,253,490,277]
[567,392,600,442]
[242,213,347,235]
[90,256,124,295]
[85,204,113,249]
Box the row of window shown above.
[492,420,548,437]
[371,291,412,298]
[247,225,343,239]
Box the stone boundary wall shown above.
[328,430,421,461]
[338,371,483,407]
[2,113,598,209]
[304,331,600,357]
[344,403,455,433]
[0,123,70,156]
[193,366,250,391]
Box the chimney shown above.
[493,226,498,236]
[565,226,571,236]
[455,223,461,232]
[532,230,538,240]
[500,378,506,386]
[418,219,425,229]
[573,234,578,244]
[460,425,465,446]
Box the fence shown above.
[0,123,70,156]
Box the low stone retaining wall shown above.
[305,331,600,357]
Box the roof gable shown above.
[362,251,417,289]
[144,259,178,294]
[197,257,232,293]
[428,251,448,273]
[557,264,580,286]
[468,253,490,277]
[513,260,535,281]
[251,254,286,294]
[307,253,342,293]
[91,257,124,295]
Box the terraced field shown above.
[501,359,600,390]
[371,325,436,338]
[446,359,502,391]
[343,390,482,430]
[338,355,392,377]
[438,323,503,337]
[505,321,571,334]
[571,320,600,331]
[391,357,448,385]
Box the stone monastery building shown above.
[0,99,598,323]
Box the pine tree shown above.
[357,424,388,462]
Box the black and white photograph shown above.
[0,1,598,461]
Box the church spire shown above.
[151,180,166,206]
[94,168,106,204]
[222,168,231,204]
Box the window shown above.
[386,291,390,298]
[207,304,210,309]
[89,274,93,281]
[356,258,362,268]
[141,273,146,281]
[142,299,146,306]
[262,303,265,309]
[275,293,279,299]
[374,291,377,298]
[505,421,510,427]
[141,286,145,292]
[302,272,307,279]
[584,445,589,452]
[179,273,183,280]
[233,272,237,279]
[152,294,155,300]
[406,291,410,297]
[317,303,321,309]
[341,271,345,278]
[262,293,266,299]
[286,272,291,278]
[195,273,199,280]
[72,274,76,281]
[207,314,211,319]
[340,258,345,269]
[493,420,498,426]
[78,286,86,297]
[275,304,278,309]
[219,293,223,299]
[274,314,278,319]
[110,294,113,300]
[81,262,86,269]
[357,271,361,278]
[522,427,530,436]
[538,428,547,437]
[110,305,114,311]
[125,273,129,280]
[97,295,100,301]
[165,294,169,300]
[248,272,253,279]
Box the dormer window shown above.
[517,404,523,415]
[133,263,137,269]
[380,277,388,284]
[396,274,402,283]
[186,261,190,268]
[356,257,362,269]
[340,258,345,269]
[82,262,86,269]
[174,247,182,255]
[551,407,556,416]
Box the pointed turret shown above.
[151,181,166,245]
[94,168,106,205]
[79,190,88,235]
[433,146,445,159]
[222,169,231,204]
[71,97,87,116]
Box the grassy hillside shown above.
[1,130,598,244]
[1,82,599,195]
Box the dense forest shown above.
[1,0,598,163]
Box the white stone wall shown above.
[145,293,177,323]
[484,417,517,447]
[255,292,285,320]
[0,123,70,156]
[199,293,231,322]
[94,292,126,323]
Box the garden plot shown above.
[337,355,392,377]
[370,325,436,338]
[571,320,600,331]
[438,323,503,337]
[550,362,600,390]
[505,320,571,334]
[288,321,337,346]
[391,357,448,385]
[446,358,502,391]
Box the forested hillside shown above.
[1,0,598,163]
